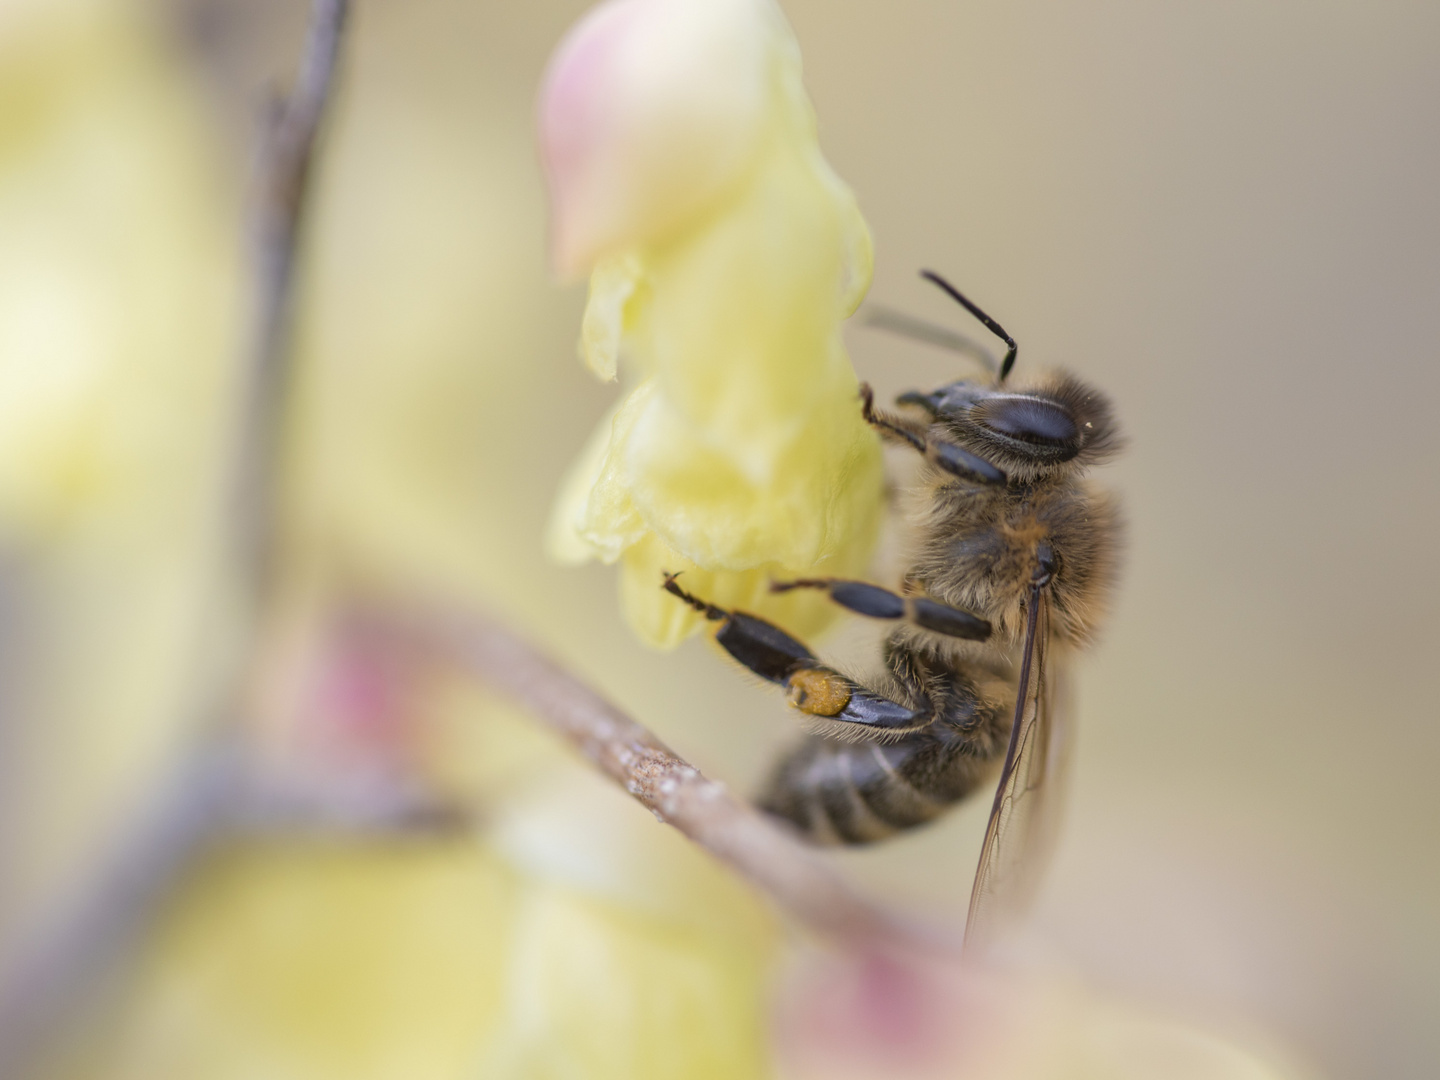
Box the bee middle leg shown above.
[769,577,990,641]
[662,574,931,735]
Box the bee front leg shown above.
[661,574,930,735]
[769,577,990,641]
[860,383,1006,485]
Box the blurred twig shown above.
[401,602,961,956]
[239,0,349,584]
[0,744,242,1078]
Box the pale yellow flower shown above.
[0,0,235,543]
[541,0,884,648]
[0,0,239,970]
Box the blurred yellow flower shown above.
[0,0,238,974]
[541,0,884,648]
[64,764,775,1080]
[776,949,1309,1080]
[0,0,234,544]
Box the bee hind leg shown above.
[663,572,815,682]
[660,573,931,735]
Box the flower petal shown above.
[579,252,644,381]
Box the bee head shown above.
[899,372,1121,479]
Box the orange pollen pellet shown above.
[786,668,852,717]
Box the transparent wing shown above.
[963,589,1073,953]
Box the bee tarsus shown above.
[860,382,1008,485]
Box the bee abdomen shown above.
[760,733,975,845]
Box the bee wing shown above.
[963,589,1072,953]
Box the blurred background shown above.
[0,0,1437,1077]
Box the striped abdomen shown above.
[760,721,1006,845]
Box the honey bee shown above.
[662,270,1123,947]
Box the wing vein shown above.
[964,585,1066,954]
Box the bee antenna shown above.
[919,270,1018,382]
[861,304,999,375]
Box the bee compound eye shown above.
[972,395,1080,450]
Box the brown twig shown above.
[402,603,961,955]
